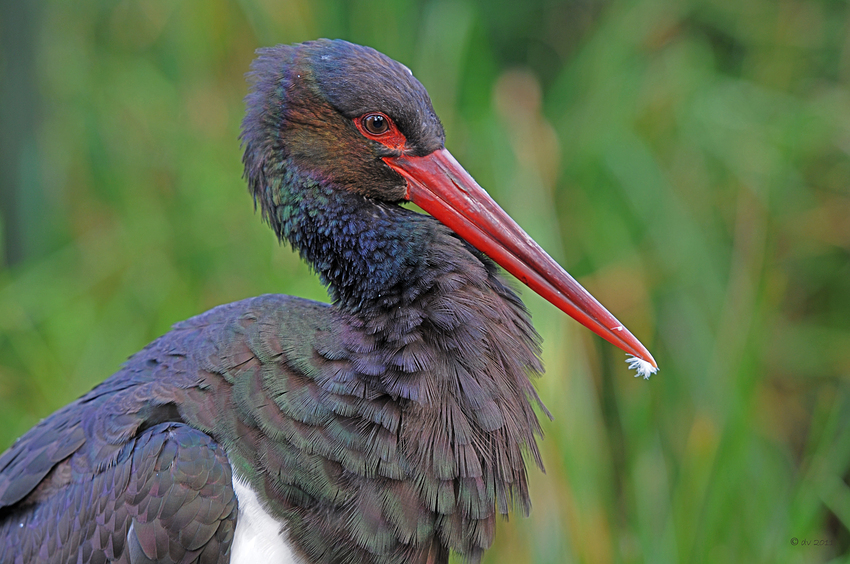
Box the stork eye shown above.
[354,112,406,150]
[363,113,390,135]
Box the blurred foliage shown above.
[1,0,850,562]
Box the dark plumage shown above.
[0,39,656,564]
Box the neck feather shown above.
[264,162,438,314]
[250,162,551,560]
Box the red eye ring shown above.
[354,112,407,151]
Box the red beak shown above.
[384,148,658,373]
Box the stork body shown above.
[0,40,655,564]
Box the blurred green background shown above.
[1,0,849,562]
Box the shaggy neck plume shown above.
[264,160,437,315]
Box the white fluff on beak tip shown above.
[626,355,657,380]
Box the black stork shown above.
[0,39,657,564]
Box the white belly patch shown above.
[230,475,302,564]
